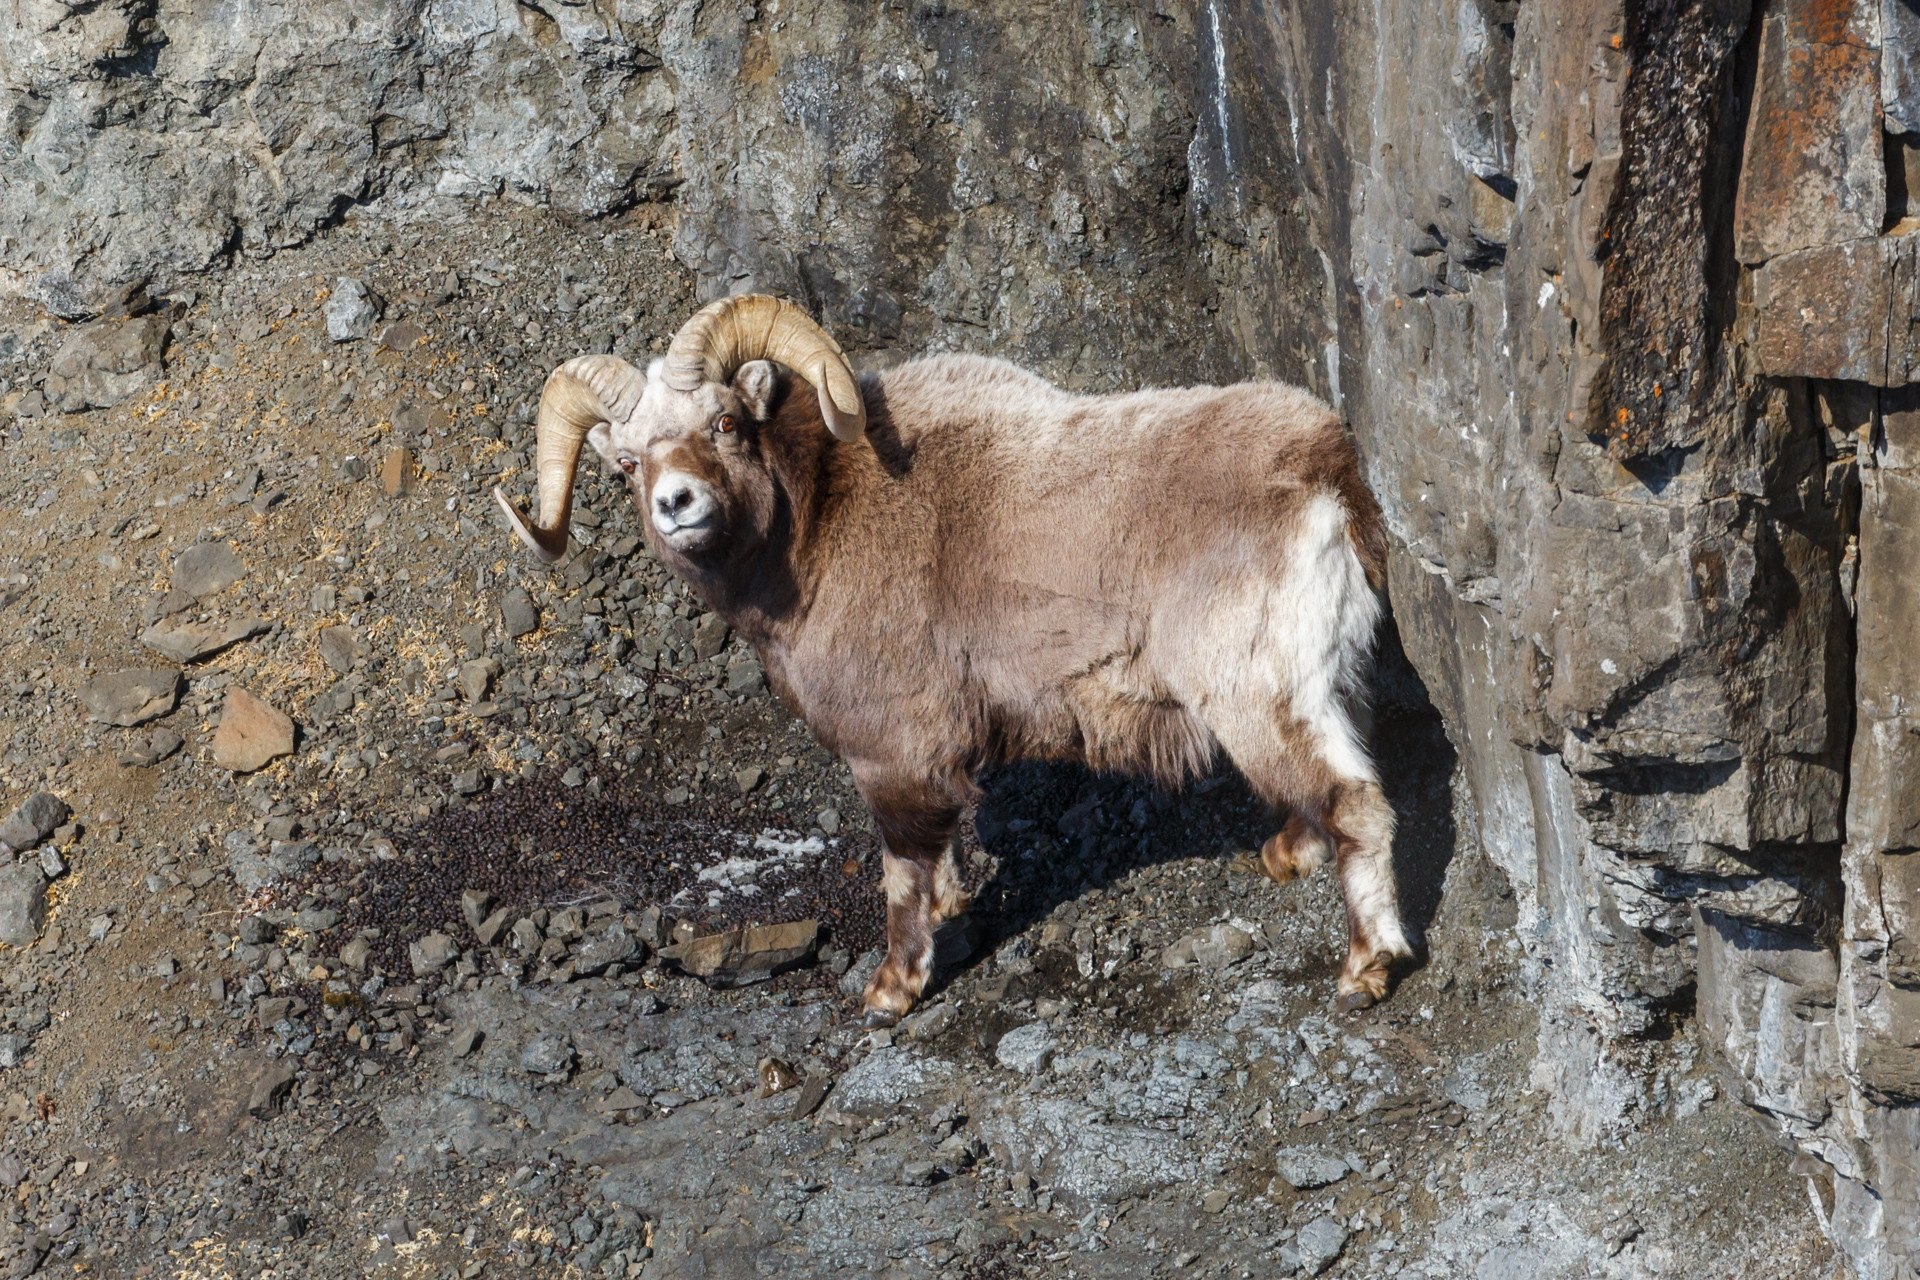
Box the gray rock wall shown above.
[0,0,678,316]
[3,0,1916,1274]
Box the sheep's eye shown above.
[617,457,637,475]
[715,414,736,435]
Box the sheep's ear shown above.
[587,421,617,464]
[732,360,780,421]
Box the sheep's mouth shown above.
[656,515,726,554]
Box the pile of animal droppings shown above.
[324,770,889,973]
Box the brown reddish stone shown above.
[211,688,296,773]
[380,446,416,496]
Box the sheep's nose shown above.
[655,482,695,518]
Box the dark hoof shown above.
[861,1008,902,1030]
[1337,989,1378,1014]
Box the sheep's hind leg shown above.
[1253,810,1334,884]
[856,778,961,1028]
[1208,710,1411,1011]
[1325,779,1413,1011]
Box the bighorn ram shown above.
[495,295,1413,1025]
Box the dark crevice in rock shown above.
[1594,0,1755,458]
[97,39,164,82]
[1617,443,1697,494]
[1638,979,1697,1043]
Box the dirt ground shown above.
[0,200,1839,1278]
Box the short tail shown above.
[1290,487,1385,708]
[1304,419,1389,592]
[1334,453,1389,592]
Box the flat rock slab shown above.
[381,446,417,496]
[827,1046,963,1121]
[1275,1146,1351,1190]
[380,321,426,351]
[43,313,170,412]
[1891,2,1920,136]
[692,612,729,660]
[0,793,70,852]
[661,920,818,987]
[228,837,318,894]
[139,615,268,663]
[211,688,295,772]
[1751,236,1920,384]
[1162,923,1256,970]
[457,658,495,702]
[409,932,459,977]
[0,863,49,946]
[973,1095,1222,1204]
[117,727,183,768]
[995,1022,1058,1074]
[317,625,359,674]
[171,543,247,598]
[246,1062,297,1118]
[80,668,181,726]
[788,1075,832,1120]
[1733,0,1882,264]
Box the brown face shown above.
[588,359,781,562]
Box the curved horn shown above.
[492,353,646,563]
[664,294,867,442]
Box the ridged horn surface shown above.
[664,294,867,441]
[492,353,646,563]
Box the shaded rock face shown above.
[5,0,1917,1273]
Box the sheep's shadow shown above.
[950,634,1458,981]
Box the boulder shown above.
[408,932,459,977]
[0,793,69,853]
[0,864,49,946]
[324,277,379,341]
[1274,1147,1350,1191]
[42,314,169,411]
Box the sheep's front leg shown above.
[856,775,961,1029]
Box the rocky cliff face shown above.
[3,0,1916,1273]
